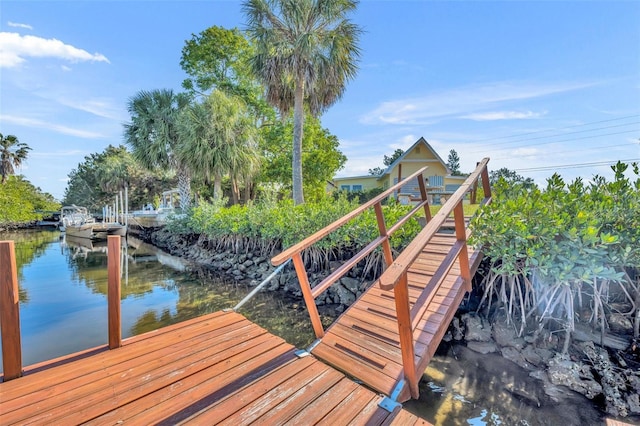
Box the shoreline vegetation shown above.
[1,163,639,421]
[139,163,638,420]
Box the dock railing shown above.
[377,158,491,398]
[0,236,123,382]
[272,159,491,398]
[272,160,491,341]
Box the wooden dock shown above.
[1,159,492,424]
[272,158,492,401]
[312,231,483,402]
[0,311,427,425]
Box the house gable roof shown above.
[381,137,451,176]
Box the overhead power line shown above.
[516,158,640,173]
[470,114,640,145]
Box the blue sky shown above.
[1,0,639,200]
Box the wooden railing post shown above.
[292,253,324,338]
[417,172,432,222]
[108,236,122,349]
[374,203,394,268]
[0,241,22,381]
[394,272,418,398]
[453,201,472,292]
[481,165,492,202]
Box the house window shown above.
[340,185,350,191]
[352,185,363,191]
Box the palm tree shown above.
[0,133,31,184]
[124,89,192,209]
[244,0,361,205]
[178,89,260,201]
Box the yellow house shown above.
[331,137,467,204]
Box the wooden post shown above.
[292,253,324,338]
[108,236,122,349]
[481,165,492,202]
[470,162,480,204]
[374,203,394,268]
[453,201,472,292]
[394,272,418,398]
[417,172,432,221]
[0,241,22,381]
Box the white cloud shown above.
[7,22,33,30]
[61,65,72,72]
[462,110,546,121]
[32,150,87,158]
[1,115,106,138]
[55,97,124,120]
[0,32,110,68]
[360,81,594,125]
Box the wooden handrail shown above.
[1,240,23,381]
[272,166,430,266]
[379,158,491,397]
[378,158,490,291]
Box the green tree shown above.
[447,149,462,176]
[63,145,173,211]
[383,149,404,166]
[124,89,193,209]
[368,149,404,175]
[0,176,59,223]
[260,115,346,202]
[178,90,260,202]
[0,133,31,184]
[180,26,268,117]
[489,167,536,189]
[244,0,362,205]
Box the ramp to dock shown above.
[312,230,483,402]
[270,158,492,403]
[0,311,427,425]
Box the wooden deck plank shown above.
[285,377,361,424]
[1,310,242,398]
[314,388,378,426]
[15,324,279,425]
[166,354,310,425]
[2,318,256,415]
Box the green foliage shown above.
[384,149,404,166]
[471,162,640,336]
[63,145,174,212]
[0,176,60,224]
[489,167,536,189]
[169,194,422,272]
[447,149,462,176]
[1,133,31,184]
[259,115,346,202]
[180,25,269,117]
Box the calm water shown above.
[0,230,316,369]
[1,231,610,425]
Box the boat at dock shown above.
[60,205,126,240]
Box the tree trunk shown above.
[231,178,239,205]
[177,165,191,210]
[213,172,222,200]
[292,81,305,205]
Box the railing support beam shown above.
[292,253,324,338]
[453,201,472,292]
[108,236,122,349]
[394,272,419,399]
[374,203,394,268]
[0,241,22,381]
